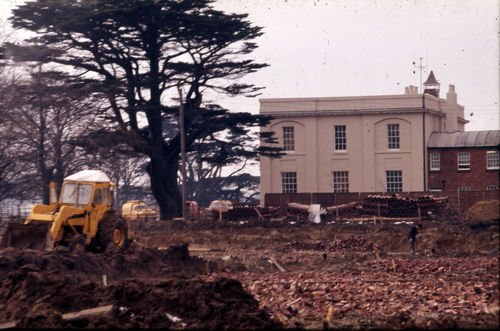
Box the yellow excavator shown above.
[0,170,131,251]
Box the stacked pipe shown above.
[287,202,311,218]
[325,201,359,220]
[258,206,281,219]
[362,194,449,218]
[416,195,449,212]
[362,195,390,216]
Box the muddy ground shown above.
[0,214,498,329]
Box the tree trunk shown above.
[40,169,52,205]
[147,156,181,219]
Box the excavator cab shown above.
[1,170,130,251]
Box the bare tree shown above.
[1,61,103,203]
[86,149,152,207]
[0,33,26,200]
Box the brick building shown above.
[427,130,500,192]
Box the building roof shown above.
[428,130,500,148]
[64,170,111,182]
[424,71,439,85]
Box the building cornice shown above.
[260,94,424,103]
[259,93,452,104]
[262,107,445,118]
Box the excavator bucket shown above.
[0,223,54,250]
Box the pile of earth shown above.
[465,200,499,224]
[0,244,278,329]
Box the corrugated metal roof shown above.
[428,130,500,148]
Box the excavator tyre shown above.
[0,223,54,250]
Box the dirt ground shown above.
[0,213,498,329]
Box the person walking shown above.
[408,224,422,256]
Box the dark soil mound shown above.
[0,243,206,283]
[0,244,277,329]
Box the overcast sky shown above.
[2,0,499,131]
[212,0,499,131]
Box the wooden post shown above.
[375,251,380,262]
[102,274,108,287]
[217,261,221,273]
[326,305,335,323]
[392,259,397,272]
[254,207,265,221]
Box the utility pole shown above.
[177,85,187,221]
[419,57,423,93]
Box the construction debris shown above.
[268,257,286,272]
[221,206,281,222]
[361,194,449,218]
[62,305,114,321]
[325,202,359,220]
[205,256,498,330]
[0,208,497,329]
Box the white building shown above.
[259,72,467,204]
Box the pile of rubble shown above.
[204,257,499,329]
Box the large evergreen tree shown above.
[8,0,280,218]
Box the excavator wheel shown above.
[96,214,129,251]
[69,235,87,252]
